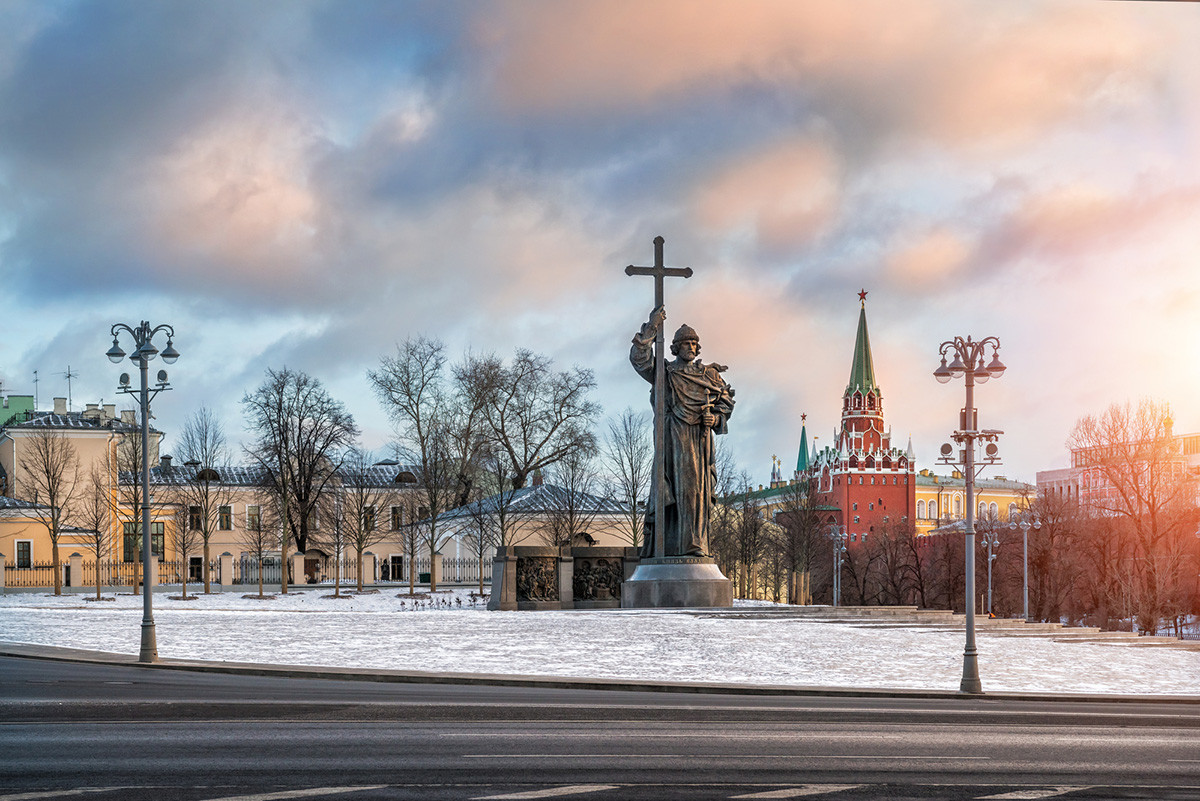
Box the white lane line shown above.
[731,786,863,798]
[0,790,134,801]
[194,787,389,801]
[977,789,1091,800]
[472,786,621,800]
[463,754,990,760]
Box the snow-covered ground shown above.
[1,588,1196,696]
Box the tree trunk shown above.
[203,539,211,594]
[356,549,364,592]
[52,540,62,596]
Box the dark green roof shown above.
[796,424,809,473]
[846,302,878,396]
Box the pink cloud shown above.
[692,137,840,250]
[483,0,1163,148]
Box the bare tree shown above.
[242,368,359,594]
[771,477,824,604]
[370,337,487,593]
[1068,399,1198,632]
[172,407,236,594]
[168,504,202,599]
[538,447,603,549]
[315,485,352,597]
[468,349,600,491]
[600,408,652,549]
[339,448,398,591]
[76,459,115,600]
[17,428,81,595]
[238,488,278,598]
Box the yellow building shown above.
[913,469,1034,536]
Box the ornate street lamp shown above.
[1008,513,1042,622]
[934,335,1004,694]
[830,524,847,608]
[108,321,178,663]
[979,522,1002,617]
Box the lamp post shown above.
[830,524,847,607]
[979,522,1001,616]
[934,335,1005,694]
[107,321,179,663]
[1008,514,1042,622]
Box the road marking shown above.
[977,789,1091,800]
[473,786,621,800]
[464,754,990,760]
[194,787,388,801]
[731,786,863,798]
[0,790,134,801]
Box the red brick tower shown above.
[809,292,916,545]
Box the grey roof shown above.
[130,462,421,488]
[0,495,48,511]
[437,483,625,523]
[2,410,160,435]
[915,473,1034,491]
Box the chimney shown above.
[82,403,100,422]
[53,397,67,414]
[532,469,544,487]
[160,455,173,470]
[121,410,136,425]
[102,404,116,421]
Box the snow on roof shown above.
[436,483,625,524]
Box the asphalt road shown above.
[2,655,1199,801]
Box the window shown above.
[978,501,987,518]
[929,500,938,519]
[188,506,201,531]
[862,532,868,541]
[123,522,165,562]
[247,505,261,531]
[363,506,376,532]
[418,506,429,520]
[850,532,857,542]
[852,502,858,511]
[989,502,998,517]
[390,506,403,530]
[16,541,31,568]
[868,503,874,510]
[917,500,926,519]
[219,505,232,530]
[853,516,860,524]
[954,496,962,517]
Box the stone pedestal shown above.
[219,552,233,589]
[621,556,733,608]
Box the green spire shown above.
[796,419,809,474]
[846,293,878,396]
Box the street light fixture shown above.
[1008,514,1042,622]
[830,524,847,608]
[934,334,1004,694]
[979,522,1001,617]
[108,320,178,663]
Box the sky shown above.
[2,0,1199,485]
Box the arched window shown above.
[954,496,962,517]
[929,500,938,519]
[1008,503,1017,519]
[978,501,987,518]
[917,500,926,519]
[989,502,998,517]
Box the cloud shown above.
[885,228,972,287]
[692,137,840,253]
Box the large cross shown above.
[625,236,692,560]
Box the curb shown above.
[3,641,1198,705]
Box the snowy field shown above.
[1,588,1197,696]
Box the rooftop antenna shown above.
[33,370,39,410]
[61,365,78,411]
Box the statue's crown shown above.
[672,323,699,344]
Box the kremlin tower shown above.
[798,292,916,544]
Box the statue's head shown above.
[670,323,701,358]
